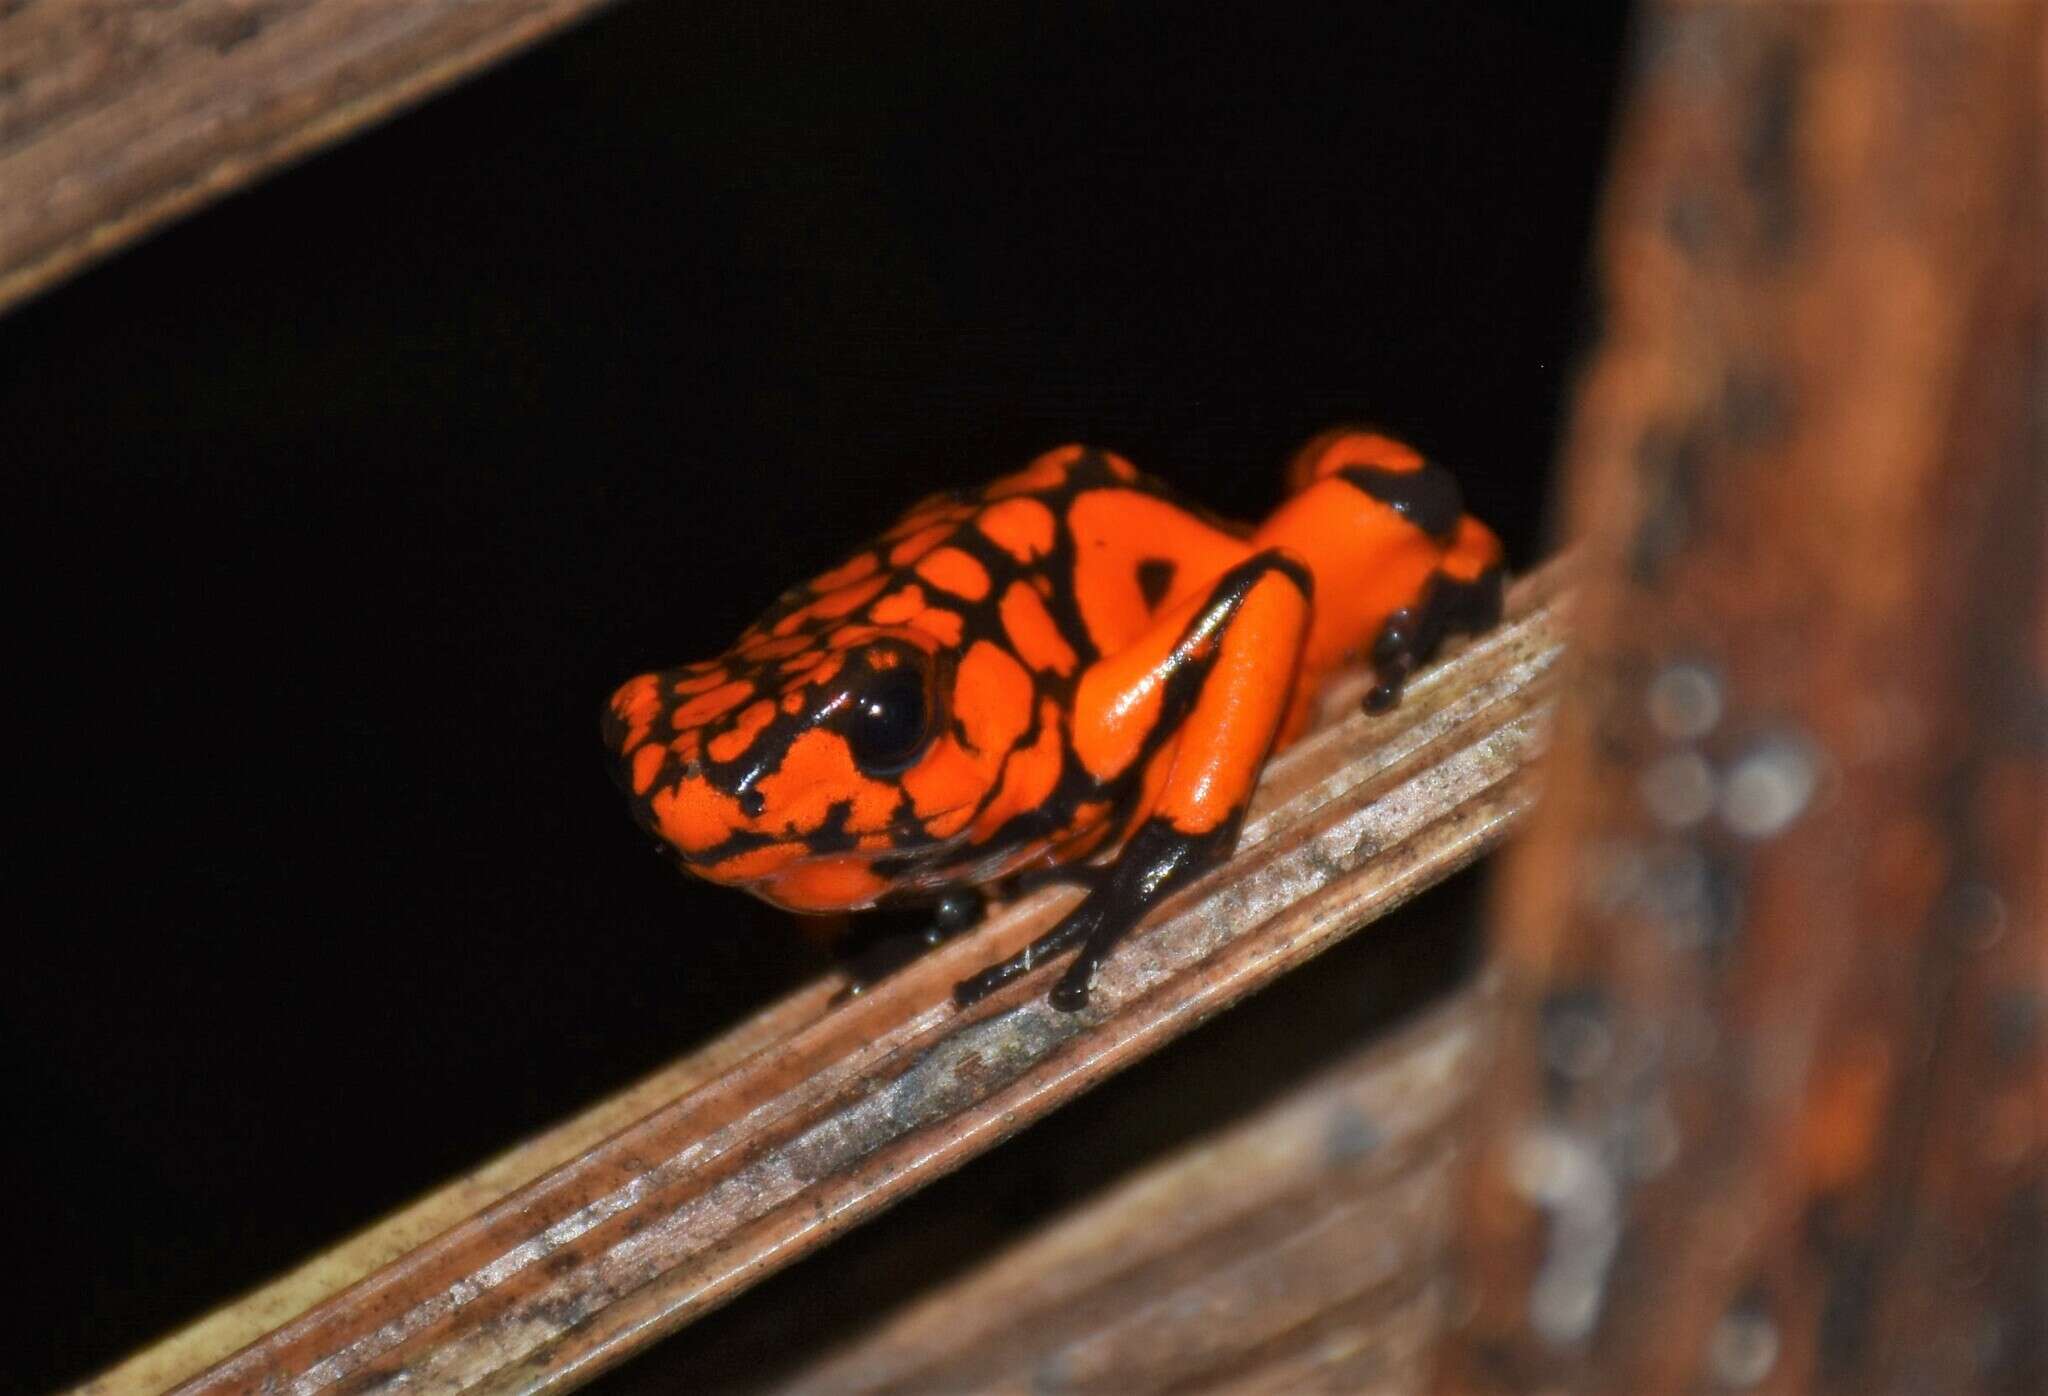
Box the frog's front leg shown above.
[954,550,1313,1011]
[836,886,989,1000]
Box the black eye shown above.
[842,664,932,774]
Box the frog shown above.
[603,429,1504,1012]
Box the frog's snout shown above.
[600,668,680,814]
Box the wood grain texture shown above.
[74,988,834,1396]
[1444,5,2044,1394]
[85,562,1566,1394]
[772,978,1495,1396]
[0,0,616,313]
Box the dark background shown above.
[5,1,1629,1389]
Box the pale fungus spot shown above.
[1708,1306,1781,1388]
[1647,660,1723,740]
[1640,749,1717,827]
[1720,735,1818,838]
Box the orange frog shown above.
[604,430,1503,1011]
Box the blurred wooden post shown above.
[1445,5,2044,1395]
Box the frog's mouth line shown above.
[739,803,976,862]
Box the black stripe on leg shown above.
[1046,815,1237,1011]
[1336,461,1464,542]
[1363,563,1506,713]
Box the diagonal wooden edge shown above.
[0,0,620,316]
[93,557,1570,1396]
[771,974,1498,1394]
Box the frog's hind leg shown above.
[1363,517,1505,713]
[955,550,1313,1011]
[833,887,988,1001]
[1262,428,1506,718]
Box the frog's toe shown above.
[952,902,1102,1008]
[832,888,989,1003]
[1360,565,1505,715]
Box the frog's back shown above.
[745,445,1256,672]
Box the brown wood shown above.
[75,986,837,1396]
[772,977,1496,1396]
[89,563,1564,1394]
[1445,4,2044,1394]
[0,0,617,314]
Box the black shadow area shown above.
[3,1,1627,1386]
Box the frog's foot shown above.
[950,902,1103,1010]
[954,819,1233,1012]
[1363,554,1505,714]
[834,888,987,1001]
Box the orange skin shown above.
[605,430,1503,1009]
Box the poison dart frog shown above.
[604,430,1503,1011]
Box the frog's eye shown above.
[841,658,934,775]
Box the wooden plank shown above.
[90,560,1566,1395]
[1444,4,2044,1393]
[770,978,1495,1395]
[0,0,617,314]
[74,985,835,1396]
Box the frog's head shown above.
[606,622,1029,911]
[608,491,1064,910]
[607,633,942,909]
